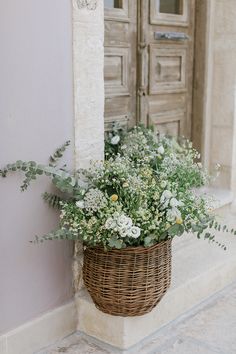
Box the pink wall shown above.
[0,1,74,334]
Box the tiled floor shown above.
[37,282,236,354]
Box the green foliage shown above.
[49,140,70,167]
[108,236,123,249]
[42,192,62,209]
[31,228,78,243]
[0,161,77,192]
[1,128,236,249]
[0,141,77,193]
[105,125,209,191]
[168,224,185,237]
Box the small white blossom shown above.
[166,207,182,222]
[119,227,129,238]
[160,190,172,204]
[111,135,120,145]
[116,215,133,229]
[76,200,85,209]
[157,146,165,155]
[197,162,202,168]
[127,226,141,239]
[160,180,167,189]
[105,217,116,230]
[169,198,183,208]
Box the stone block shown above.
[76,205,236,349]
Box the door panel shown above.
[104,1,137,132]
[150,0,189,26]
[149,44,187,94]
[104,47,129,97]
[157,0,182,15]
[138,0,195,137]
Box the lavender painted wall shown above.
[0,0,74,334]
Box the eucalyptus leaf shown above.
[108,237,123,249]
[168,224,185,237]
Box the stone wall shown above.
[0,0,74,335]
[208,0,236,192]
[193,0,236,196]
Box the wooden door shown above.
[138,0,195,137]
[104,0,195,138]
[104,0,137,131]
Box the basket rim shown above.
[83,238,172,254]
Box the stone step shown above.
[37,282,236,353]
[76,190,236,350]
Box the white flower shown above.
[119,227,129,238]
[111,135,120,145]
[169,198,183,208]
[104,213,141,239]
[84,188,107,212]
[160,180,167,189]
[127,226,141,239]
[157,146,165,155]
[166,207,181,222]
[116,215,132,229]
[160,190,172,204]
[76,200,85,209]
[113,211,120,218]
[105,217,116,230]
[197,162,202,168]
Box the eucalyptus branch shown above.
[31,229,79,244]
[0,160,77,193]
[42,192,63,209]
[49,140,70,167]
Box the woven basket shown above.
[83,239,172,317]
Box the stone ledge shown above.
[194,186,234,210]
[76,189,236,350]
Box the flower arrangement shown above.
[2,125,235,316]
[0,126,234,249]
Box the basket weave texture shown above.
[83,239,172,317]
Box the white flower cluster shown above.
[81,188,107,213]
[88,160,105,180]
[105,213,141,239]
[161,154,180,175]
[126,175,144,191]
[120,130,153,161]
[160,190,183,222]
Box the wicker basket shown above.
[83,239,172,317]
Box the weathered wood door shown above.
[139,0,195,137]
[104,0,195,137]
[104,0,137,131]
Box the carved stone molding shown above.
[76,0,97,10]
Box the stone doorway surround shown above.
[72,0,236,199]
